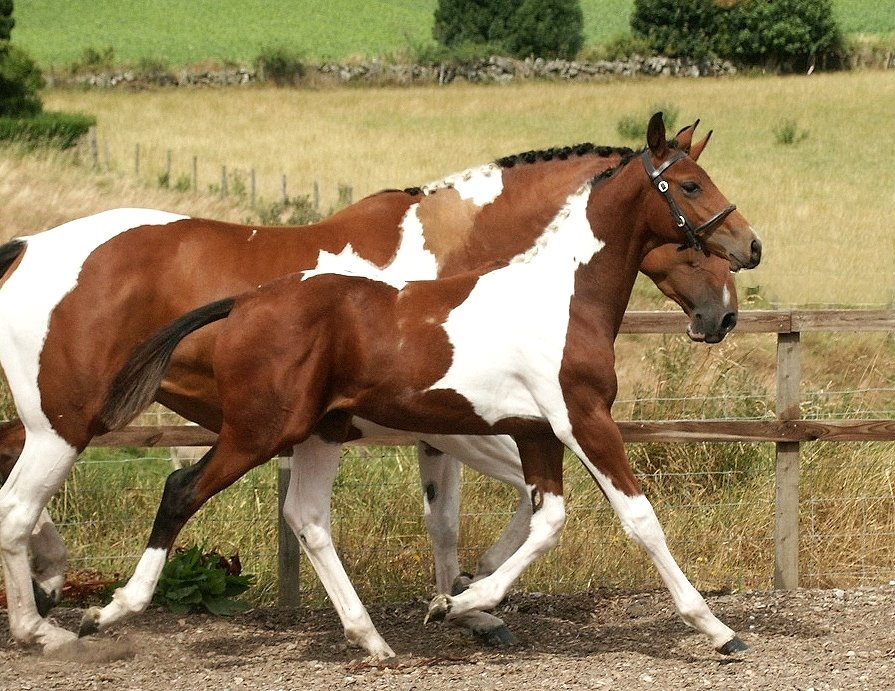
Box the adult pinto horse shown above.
[95,113,759,657]
[0,116,753,655]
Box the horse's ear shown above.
[647,112,667,156]
[675,119,700,152]
[690,130,714,162]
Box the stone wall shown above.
[50,54,740,89]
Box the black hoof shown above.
[78,612,100,638]
[32,581,58,617]
[450,572,474,596]
[717,635,749,655]
[475,623,518,647]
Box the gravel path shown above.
[3,586,895,690]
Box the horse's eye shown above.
[681,181,701,195]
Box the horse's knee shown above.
[296,523,332,553]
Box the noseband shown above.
[641,150,737,253]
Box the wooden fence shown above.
[91,308,895,604]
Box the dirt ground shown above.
[2,585,894,690]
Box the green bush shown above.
[255,46,306,86]
[69,46,116,74]
[631,0,844,71]
[718,0,844,71]
[0,110,95,148]
[433,0,584,60]
[0,42,44,117]
[631,0,720,60]
[0,0,13,42]
[504,0,584,59]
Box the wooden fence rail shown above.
[90,309,895,603]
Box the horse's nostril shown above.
[750,238,762,264]
[721,312,737,333]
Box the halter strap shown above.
[641,150,736,252]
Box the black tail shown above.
[0,239,26,279]
[101,298,236,430]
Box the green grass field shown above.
[11,1,895,69]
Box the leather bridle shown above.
[641,149,737,253]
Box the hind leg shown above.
[0,420,69,616]
[282,437,395,659]
[29,507,69,615]
[417,436,533,646]
[0,429,80,650]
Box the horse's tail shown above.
[0,239,26,281]
[101,297,236,430]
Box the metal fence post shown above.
[277,456,302,607]
[774,330,801,589]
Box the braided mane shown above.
[495,143,634,169]
[398,143,637,196]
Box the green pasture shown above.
[12,1,895,69]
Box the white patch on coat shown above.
[422,162,504,207]
[722,283,732,308]
[427,182,602,425]
[0,208,187,430]
[303,205,438,289]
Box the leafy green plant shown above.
[152,546,255,615]
[773,119,809,145]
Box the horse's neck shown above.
[567,169,652,338]
[429,154,623,276]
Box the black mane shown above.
[495,143,634,169]
[397,142,638,196]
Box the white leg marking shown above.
[573,450,738,650]
[0,431,79,649]
[443,492,566,619]
[284,437,395,660]
[87,548,169,631]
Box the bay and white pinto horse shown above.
[0,114,752,655]
[92,113,759,657]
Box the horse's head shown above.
[643,113,762,272]
[640,244,738,343]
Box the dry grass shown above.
[42,71,895,306]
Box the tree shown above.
[0,0,13,42]
[0,0,44,117]
[433,0,516,49]
[631,0,843,71]
[506,0,584,59]
[0,43,44,116]
[433,0,585,60]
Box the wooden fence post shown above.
[277,456,302,607]
[774,330,801,589]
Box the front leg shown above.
[425,433,566,624]
[560,398,746,655]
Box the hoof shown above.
[32,581,58,617]
[474,623,518,647]
[78,608,101,638]
[717,635,749,655]
[424,594,452,624]
[450,572,473,596]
